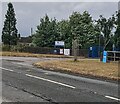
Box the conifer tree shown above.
[2,2,18,46]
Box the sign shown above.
[103,51,107,63]
[55,41,64,46]
[90,47,92,50]
[60,49,64,54]
[64,49,70,56]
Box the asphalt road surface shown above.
[1,56,120,103]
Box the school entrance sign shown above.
[55,41,64,46]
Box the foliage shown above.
[2,2,19,45]
[97,15,115,50]
[31,10,119,51]
[19,36,32,43]
[69,11,99,48]
[32,15,59,47]
[2,2,119,52]
[114,10,120,49]
[57,20,72,48]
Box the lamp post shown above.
[99,34,101,58]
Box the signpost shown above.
[54,41,70,55]
[54,41,64,55]
[103,51,107,63]
[55,41,64,46]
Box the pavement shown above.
[0,56,120,103]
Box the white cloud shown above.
[1,2,118,37]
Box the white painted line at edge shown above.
[105,96,120,101]
[26,74,76,89]
[1,67,119,101]
[0,67,14,72]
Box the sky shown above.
[1,0,119,37]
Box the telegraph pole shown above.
[31,28,33,36]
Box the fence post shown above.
[114,52,116,62]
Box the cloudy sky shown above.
[1,1,119,37]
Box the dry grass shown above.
[1,51,119,80]
[34,59,119,80]
[0,51,72,58]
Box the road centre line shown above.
[25,74,76,89]
[0,67,14,72]
[105,96,120,101]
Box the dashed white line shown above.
[105,96,120,101]
[25,74,76,89]
[15,63,32,66]
[44,72,49,75]
[1,66,119,102]
[0,67,14,72]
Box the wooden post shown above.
[114,51,116,62]
[73,39,78,62]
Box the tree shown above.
[69,11,96,49]
[97,15,115,50]
[57,20,72,48]
[48,18,59,47]
[114,10,120,49]
[69,11,97,61]
[32,15,59,47]
[2,2,18,46]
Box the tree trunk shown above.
[73,39,78,62]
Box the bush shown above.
[2,45,11,51]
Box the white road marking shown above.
[15,63,32,66]
[17,72,22,74]
[105,96,120,101]
[0,67,14,72]
[44,72,49,75]
[1,67,119,101]
[26,74,76,89]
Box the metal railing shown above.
[107,51,120,61]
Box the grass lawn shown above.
[1,51,119,80]
[0,51,72,58]
[34,59,119,80]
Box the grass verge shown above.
[34,59,119,81]
[0,51,72,58]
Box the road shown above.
[1,56,120,103]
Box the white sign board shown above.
[55,41,64,46]
[60,49,64,54]
[90,47,92,50]
[64,49,70,56]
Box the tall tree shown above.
[97,15,115,50]
[2,2,18,45]
[114,10,120,49]
[32,15,59,47]
[69,11,97,61]
[57,20,72,48]
[48,18,59,46]
[32,15,50,47]
[69,11,96,49]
